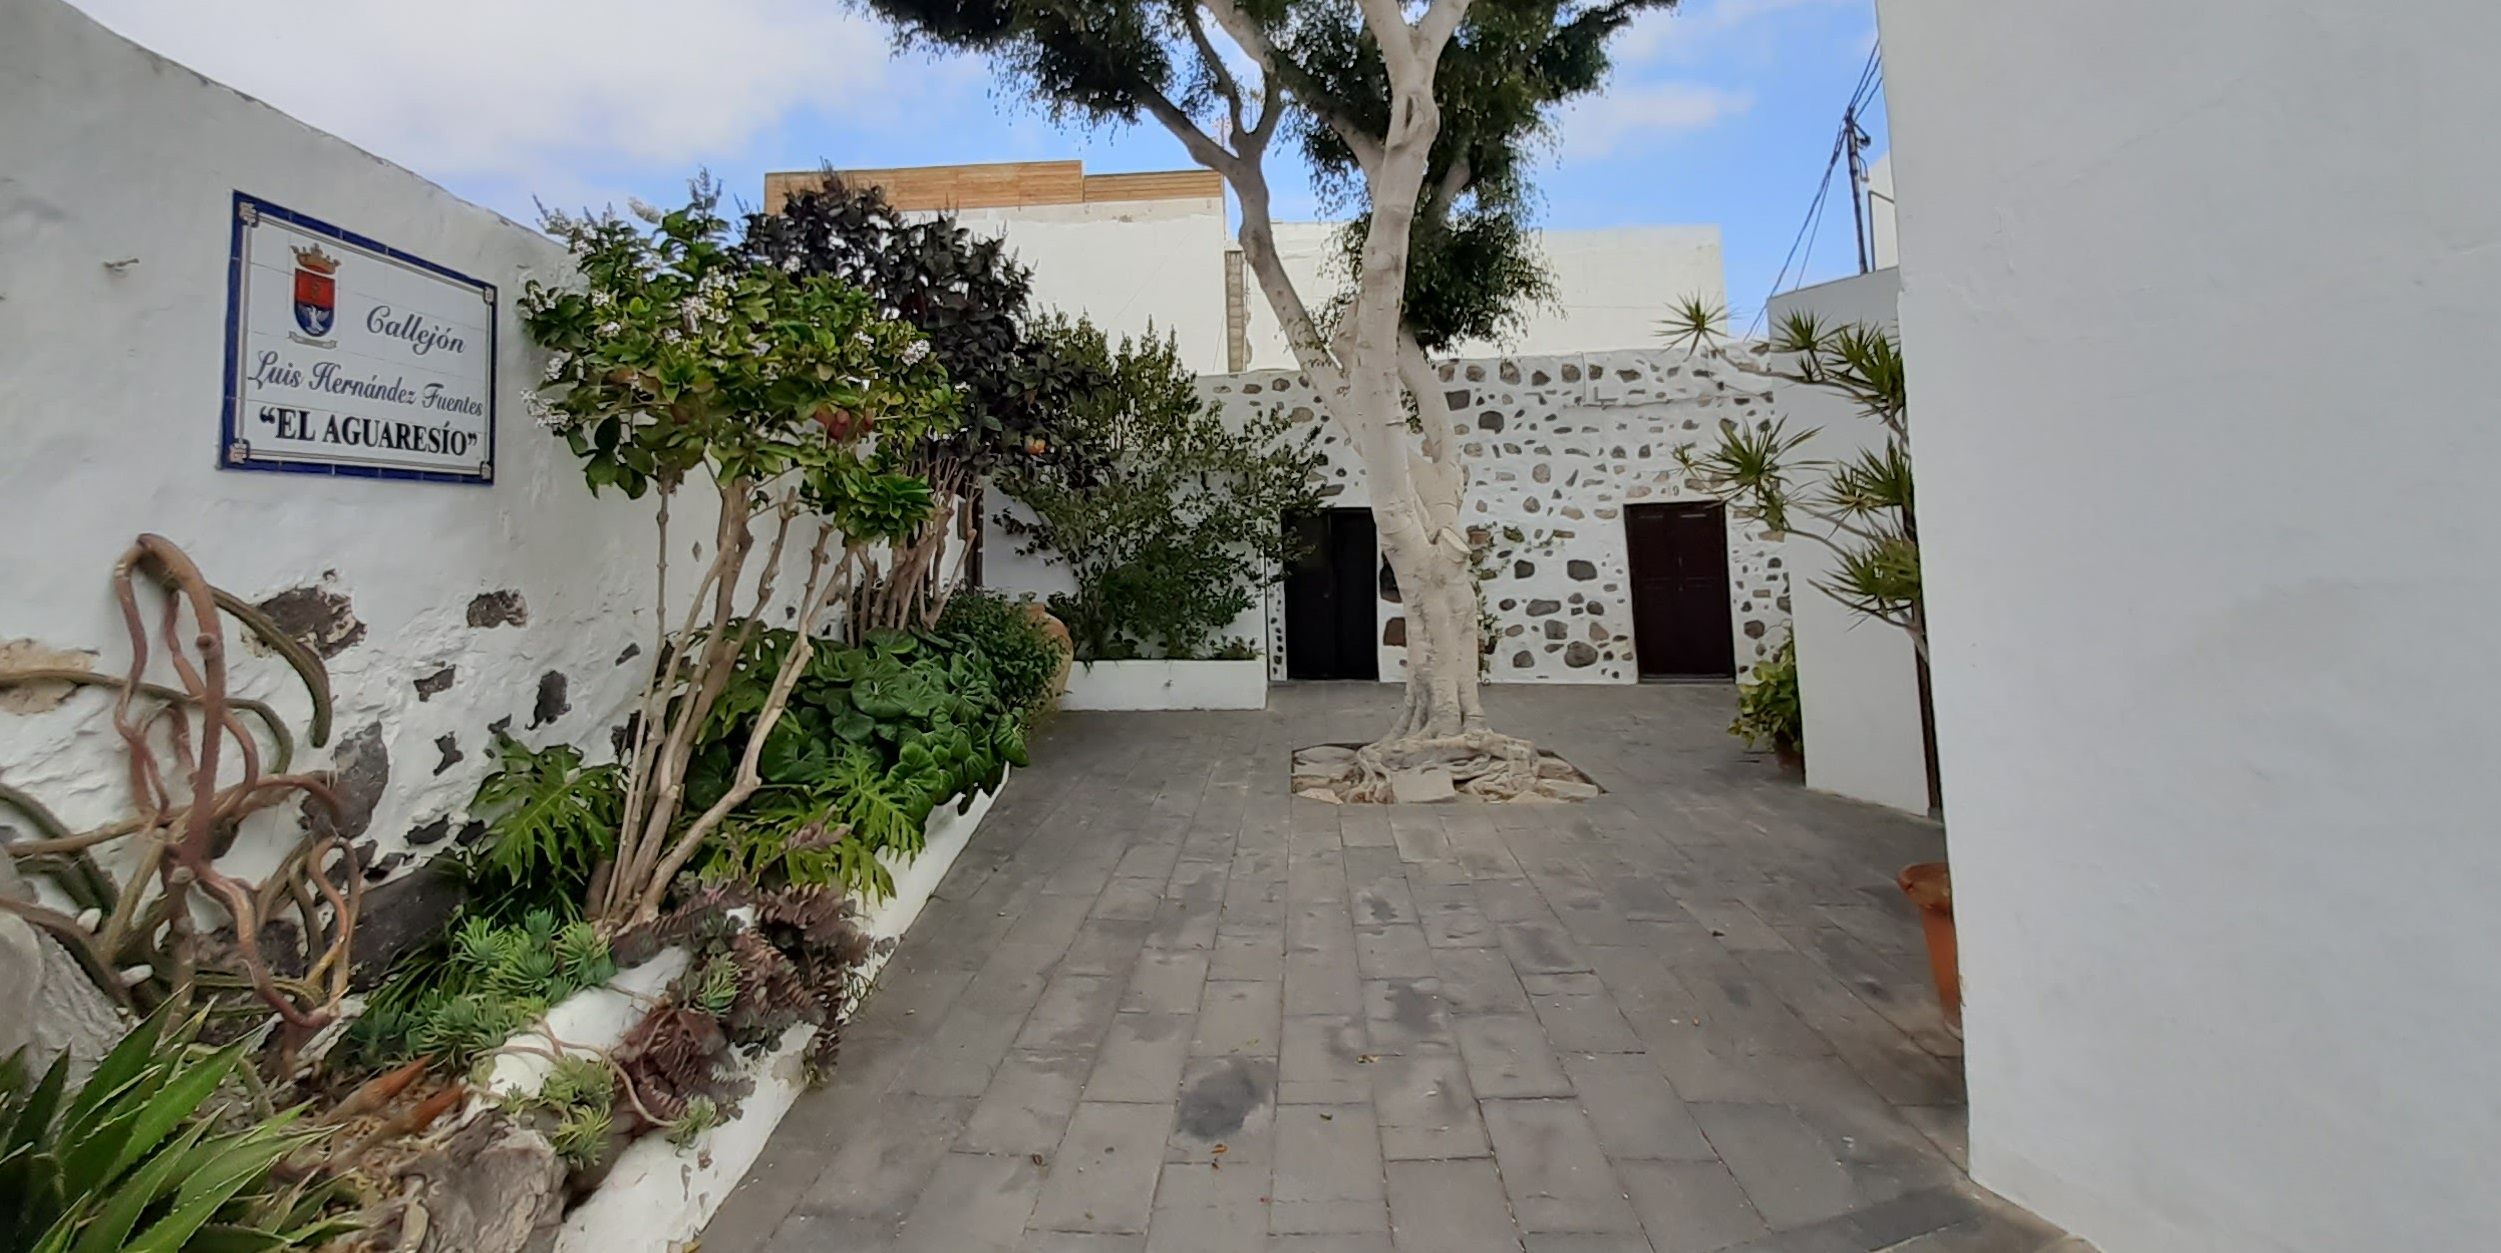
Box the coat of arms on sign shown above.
[291,244,338,336]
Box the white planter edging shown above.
[1059,659,1268,710]
[484,768,1007,1253]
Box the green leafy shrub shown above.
[0,1009,351,1253]
[348,910,614,1070]
[522,178,962,929]
[935,589,1066,725]
[995,319,1322,661]
[685,627,1031,899]
[456,732,623,922]
[1731,635,1803,755]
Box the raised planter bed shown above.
[1059,658,1268,710]
[484,770,1010,1253]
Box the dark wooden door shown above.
[1283,509,1380,681]
[1625,502,1736,678]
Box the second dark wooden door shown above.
[1625,502,1736,679]
[1283,508,1380,681]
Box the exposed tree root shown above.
[1349,729,1542,803]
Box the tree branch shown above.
[1179,2,1249,141]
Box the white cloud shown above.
[1619,0,1862,64]
[1557,82,1752,159]
[68,0,954,185]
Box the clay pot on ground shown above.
[1023,602,1074,696]
[1773,736,1805,774]
[1896,860,1960,1033]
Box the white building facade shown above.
[1877,1,2501,1249]
[766,162,1727,377]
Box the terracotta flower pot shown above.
[1023,602,1074,696]
[1896,861,1960,1033]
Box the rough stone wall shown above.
[1208,345,1791,685]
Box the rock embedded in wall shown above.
[466,590,529,628]
[254,573,366,659]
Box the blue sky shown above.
[73,0,1885,331]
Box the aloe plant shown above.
[0,1009,352,1253]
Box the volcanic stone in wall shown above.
[529,671,569,728]
[256,576,365,659]
[465,590,529,628]
[350,863,466,988]
[414,666,455,701]
[308,722,387,840]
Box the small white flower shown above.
[901,340,931,366]
[542,352,571,382]
[591,289,615,309]
[662,328,683,344]
[598,319,623,336]
[781,255,802,273]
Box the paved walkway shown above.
[703,684,2073,1252]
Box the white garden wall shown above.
[0,0,775,906]
[1878,1,2501,1249]
[1765,270,1931,814]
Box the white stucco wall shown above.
[1764,269,1929,814]
[947,196,1232,374]
[0,0,751,893]
[1243,223,1724,369]
[1878,2,2501,1250]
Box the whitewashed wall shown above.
[0,0,766,901]
[1243,223,1726,370]
[1765,269,1930,814]
[1879,1,2501,1250]
[947,196,1233,375]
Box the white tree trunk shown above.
[1170,0,1538,796]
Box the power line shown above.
[1749,45,1883,335]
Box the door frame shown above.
[1623,500,1738,680]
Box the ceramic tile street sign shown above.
[220,192,497,484]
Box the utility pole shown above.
[1844,106,1873,274]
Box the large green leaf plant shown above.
[686,628,1035,900]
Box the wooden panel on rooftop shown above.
[1082,170,1224,203]
[764,161,1085,212]
[763,163,1221,214]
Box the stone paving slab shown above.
[705,684,2073,1253]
